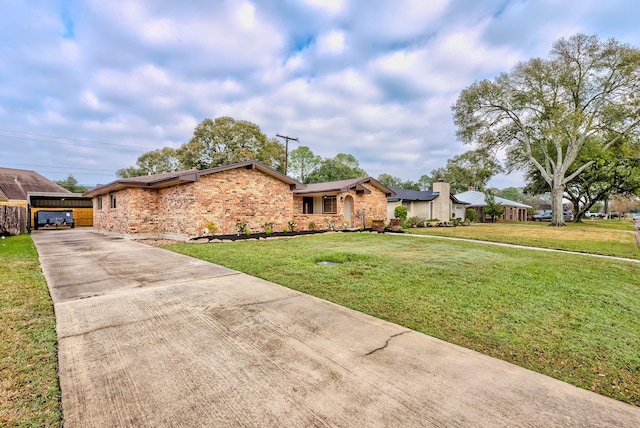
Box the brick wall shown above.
[293,182,389,230]
[92,171,390,237]
[93,188,159,234]
[92,167,295,237]
[156,168,294,236]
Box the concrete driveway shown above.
[33,229,639,427]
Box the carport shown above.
[27,192,93,232]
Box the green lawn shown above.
[166,232,640,406]
[0,235,61,427]
[408,221,640,259]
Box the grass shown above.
[166,232,640,406]
[408,220,640,259]
[0,235,61,427]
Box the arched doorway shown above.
[343,195,353,227]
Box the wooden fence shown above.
[0,205,27,235]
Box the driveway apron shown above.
[33,229,640,427]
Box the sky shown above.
[1,0,639,189]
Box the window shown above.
[97,196,103,210]
[110,193,117,209]
[322,196,337,214]
[303,197,314,214]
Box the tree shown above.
[306,153,368,183]
[256,138,286,173]
[417,174,433,191]
[429,149,503,193]
[55,175,87,193]
[377,174,420,190]
[177,117,284,171]
[288,146,321,182]
[610,194,639,216]
[117,147,181,178]
[524,140,640,221]
[483,192,505,223]
[497,187,525,203]
[453,34,640,226]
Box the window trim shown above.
[97,196,103,210]
[322,196,337,214]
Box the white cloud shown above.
[317,30,346,55]
[1,0,639,188]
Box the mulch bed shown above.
[139,228,404,247]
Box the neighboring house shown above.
[84,160,394,239]
[387,181,469,221]
[0,167,69,207]
[0,167,93,227]
[454,190,531,222]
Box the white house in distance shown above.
[455,190,531,222]
[387,180,469,221]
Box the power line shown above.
[1,162,116,172]
[276,133,299,175]
[0,128,147,150]
[0,134,144,153]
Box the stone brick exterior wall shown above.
[293,182,389,230]
[92,167,296,238]
[93,187,159,235]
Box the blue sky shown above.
[1,0,639,188]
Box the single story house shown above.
[454,190,531,222]
[84,160,394,239]
[387,180,469,221]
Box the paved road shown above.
[33,229,640,427]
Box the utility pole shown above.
[276,133,299,175]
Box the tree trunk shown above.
[550,182,566,226]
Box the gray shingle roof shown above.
[294,177,394,196]
[0,167,70,200]
[84,161,302,197]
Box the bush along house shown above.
[84,160,395,240]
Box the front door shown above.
[343,195,353,227]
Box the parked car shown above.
[533,210,573,222]
[34,210,75,230]
[633,213,640,221]
[584,211,605,219]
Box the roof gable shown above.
[0,167,70,200]
[295,177,394,196]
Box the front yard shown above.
[166,231,640,406]
[409,220,640,259]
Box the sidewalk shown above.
[33,229,640,427]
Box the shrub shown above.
[282,227,289,233]
[326,219,335,231]
[288,220,297,232]
[308,221,317,231]
[262,222,274,234]
[204,221,218,235]
[235,222,248,234]
[406,216,422,228]
[466,208,477,222]
[394,205,408,221]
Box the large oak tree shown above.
[453,34,640,225]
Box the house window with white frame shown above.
[110,193,117,209]
[322,196,337,214]
[97,196,103,210]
